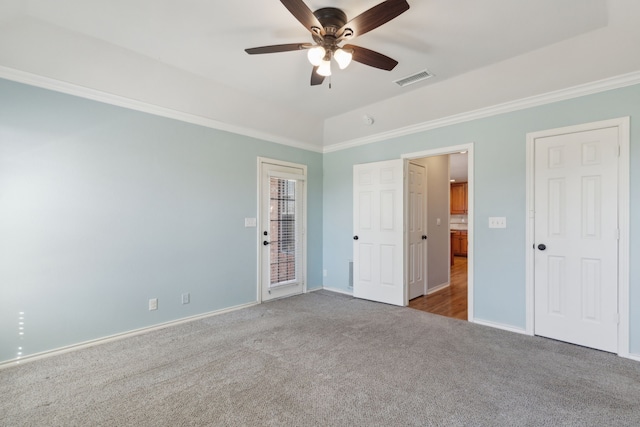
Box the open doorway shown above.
[403,148,471,321]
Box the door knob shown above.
[263,241,270,246]
[537,244,546,251]
[422,235,427,240]
[353,236,359,240]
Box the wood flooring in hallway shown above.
[409,256,468,320]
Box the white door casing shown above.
[526,117,630,357]
[258,158,306,302]
[353,159,405,306]
[408,162,427,300]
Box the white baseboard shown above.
[473,319,640,363]
[306,286,323,293]
[472,318,530,335]
[0,301,259,369]
[322,286,354,296]
[623,352,640,362]
[427,282,450,295]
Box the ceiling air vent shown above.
[394,70,433,87]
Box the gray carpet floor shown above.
[1,290,639,426]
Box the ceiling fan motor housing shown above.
[313,7,348,37]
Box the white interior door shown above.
[534,126,619,352]
[260,159,306,302]
[408,162,427,300]
[353,159,404,306]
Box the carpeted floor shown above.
[1,290,639,426]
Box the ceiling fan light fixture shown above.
[317,59,332,77]
[244,1,411,86]
[307,46,326,66]
[334,48,353,69]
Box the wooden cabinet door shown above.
[451,232,460,255]
[450,232,455,265]
[451,231,468,257]
[450,183,467,214]
[460,232,468,256]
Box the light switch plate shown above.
[489,217,507,228]
[244,218,257,227]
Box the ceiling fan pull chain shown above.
[329,75,332,89]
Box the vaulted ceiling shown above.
[1,0,639,151]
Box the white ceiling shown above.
[1,0,639,150]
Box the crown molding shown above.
[322,70,640,153]
[0,66,324,153]
[3,66,639,156]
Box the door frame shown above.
[402,143,474,319]
[525,117,630,357]
[257,157,308,303]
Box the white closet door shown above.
[353,159,404,306]
[534,127,619,352]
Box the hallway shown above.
[409,256,467,320]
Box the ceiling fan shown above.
[245,0,410,86]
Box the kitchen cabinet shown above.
[451,230,468,258]
[450,182,468,214]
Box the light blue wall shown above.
[0,79,323,363]
[2,78,639,364]
[322,84,640,354]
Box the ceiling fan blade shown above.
[245,43,310,54]
[310,67,325,86]
[281,0,323,34]
[344,44,398,71]
[338,0,409,38]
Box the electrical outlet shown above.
[181,293,190,304]
[149,298,158,311]
[323,269,328,277]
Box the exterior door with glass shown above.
[259,159,306,302]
